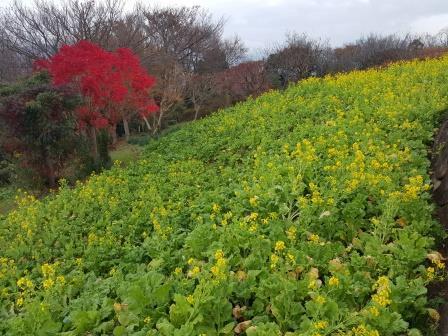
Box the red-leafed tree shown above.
[35,40,158,161]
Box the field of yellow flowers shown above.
[2,56,448,335]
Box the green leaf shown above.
[113,325,127,336]
[220,322,235,334]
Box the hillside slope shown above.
[2,57,448,335]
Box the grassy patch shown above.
[110,141,142,166]
[0,187,16,215]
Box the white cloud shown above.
[409,13,448,34]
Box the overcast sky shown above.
[3,0,448,54]
[153,0,448,53]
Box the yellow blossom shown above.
[286,226,297,240]
[372,276,391,307]
[275,241,285,252]
[369,306,380,317]
[215,249,224,260]
[248,212,258,221]
[314,295,326,304]
[41,263,56,278]
[249,196,258,206]
[249,224,258,232]
[43,278,54,290]
[211,265,220,277]
[313,320,328,329]
[212,203,220,213]
[16,296,24,307]
[189,266,200,277]
[426,266,435,280]
[309,234,320,243]
[186,295,194,305]
[270,254,279,269]
[216,258,226,267]
[17,277,34,290]
[287,253,296,264]
[328,276,339,287]
[352,324,380,336]
[308,280,317,289]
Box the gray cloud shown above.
[3,0,448,52]
[154,0,448,52]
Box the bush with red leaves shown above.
[36,41,158,158]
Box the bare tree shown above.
[336,34,422,71]
[0,32,29,83]
[187,73,215,120]
[0,0,123,61]
[109,8,147,53]
[137,5,247,132]
[196,35,247,73]
[265,33,329,88]
[149,61,187,133]
[140,6,225,71]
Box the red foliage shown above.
[35,40,158,130]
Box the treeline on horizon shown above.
[2,0,448,121]
[0,0,447,190]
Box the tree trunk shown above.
[142,116,152,132]
[123,117,130,142]
[90,126,99,164]
[153,109,164,135]
[44,152,56,188]
[110,124,118,145]
[194,105,200,120]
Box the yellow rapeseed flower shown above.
[314,295,326,304]
[286,226,297,240]
[186,295,194,305]
[16,277,33,290]
[249,196,258,206]
[16,296,24,307]
[270,254,279,269]
[56,276,65,285]
[369,306,380,317]
[43,278,54,290]
[188,266,200,277]
[309,234,320,243]
[313,320,328,329]
[275,241,285,252]
[215,249,224,260]
[426,266,435,280]
[328,276,339,287]
[248,212,258,221]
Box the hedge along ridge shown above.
[1,56,448,335]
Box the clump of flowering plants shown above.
[35,41,158,160]
[2,56,448,335]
